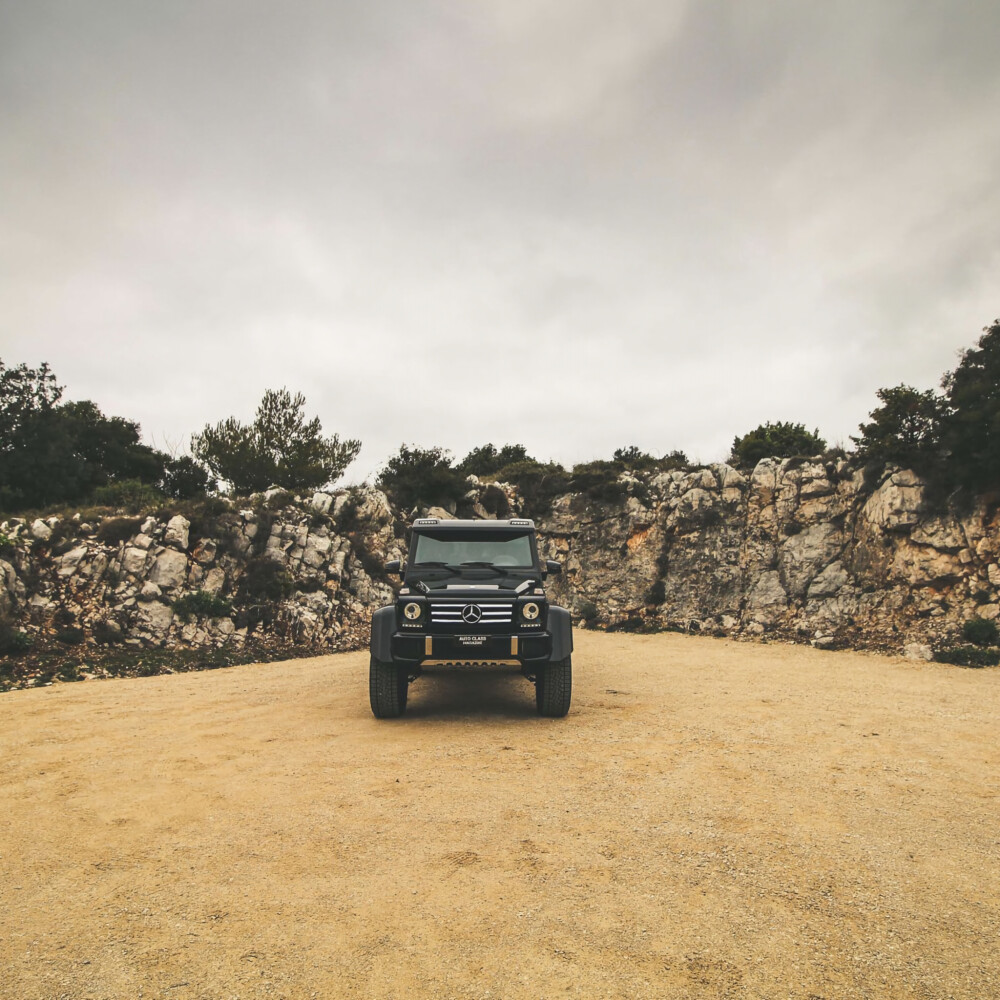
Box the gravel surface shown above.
[2,631,999,999]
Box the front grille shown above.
[430,601,514,624]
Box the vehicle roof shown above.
[409,518,535,531]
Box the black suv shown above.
[369,518,573,718]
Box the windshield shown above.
[411,530,535,569]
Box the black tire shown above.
[369,656,408,718]
[535,656,572,717]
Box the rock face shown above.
[535,459,998,652]
[0,489,402,656]
[0,459,997,660]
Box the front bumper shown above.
[390,631,553,664]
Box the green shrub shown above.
[237,556,293,605]
[933,645,1000,668]
[159,455,215,499]
[376,445,467,512]
[92,479,165,513]
[172,590,234,622]
[480,484,511,518]
[570,460,625,504]
[96,516,144,545]
[92,619,123,644]
[495,460,570,518]
[55,627,85,646]
[57,661,83,682]
[0,620,32,655]
[730,422,826,469]
[456,443,532,477]
[577,600,599,623]
[961,617,999,647]
[335,488,364,532]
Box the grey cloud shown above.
[1,1,998,479]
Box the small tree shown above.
[376,445,467,511]
[730,421,826,469]
[937,320,1000,494]
[160,455,216,499]
[852,385,941,472]
[192,389,360,494]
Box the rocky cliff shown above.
[2,458,997,685]
[536,459,998,654]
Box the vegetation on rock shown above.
[730,422,827,469]
[376,445,467,512]
[192,388,360,495]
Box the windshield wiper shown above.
[456,562,535,580]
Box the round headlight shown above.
[522,601,540,621]
[403,602,422,620]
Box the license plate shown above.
[458,635,487,646]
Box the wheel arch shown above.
[370,605,396,662]
[548,605,574,662]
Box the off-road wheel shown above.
[535,655,572,717]
[369,656,408,719]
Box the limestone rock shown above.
[902,643,933,661]
[425,506,456,521]
[150,549,188,589]
[202,568,227,595]
[747,571,787,615]
[122,546,149,576]
[164,515,190,550]
[861,469,924,532]
[807,560,850,599]
[57,546,89,578]
[310,492,334,514]
[30,519,52,542]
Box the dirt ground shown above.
[2,631,999,1000]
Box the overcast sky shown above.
[2,1,999,482]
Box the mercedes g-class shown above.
[369,518,573,718]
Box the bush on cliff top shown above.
[376,445,467,512]
[730,422,827,470]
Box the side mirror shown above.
[545,559,562,576]
[384,559,402,577]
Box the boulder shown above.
[122,546,149,576]
[30,519,52,542]
[310,492,334,514]
[164,515,190,550]
[149,549,189,589]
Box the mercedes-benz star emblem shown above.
[461,604,482,624]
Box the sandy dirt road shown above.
[2,631,999,1000]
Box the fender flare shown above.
[370,606,396,662]
[548,605,574,662]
